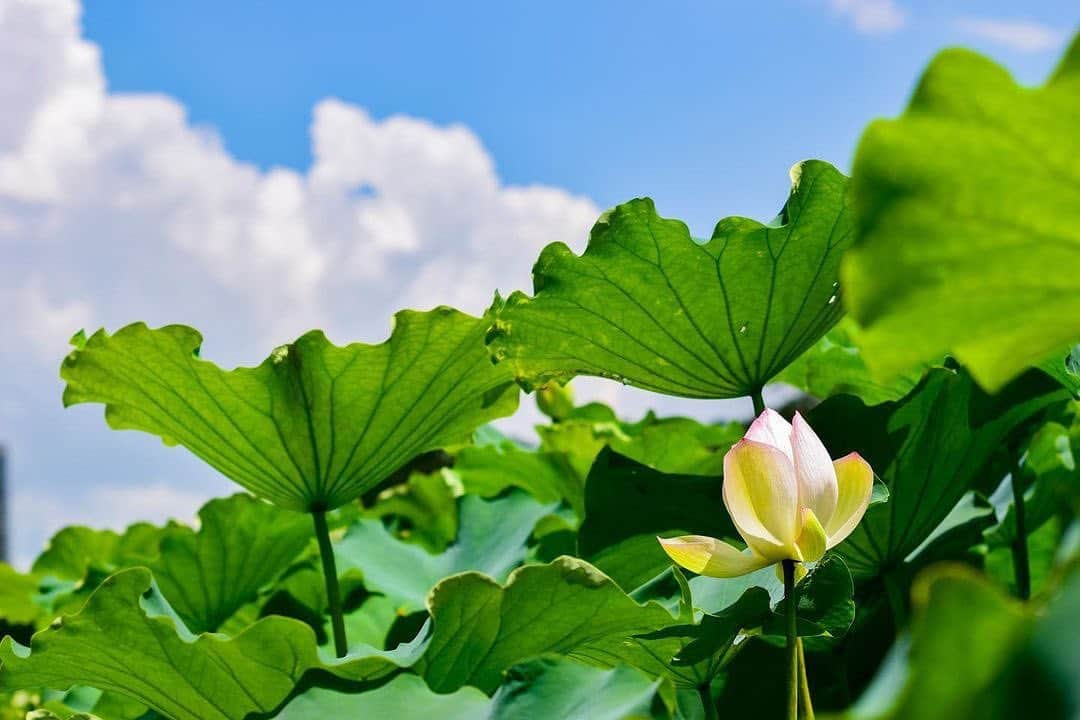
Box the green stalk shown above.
[797,638,815,719]
[883,571,907,631]
[783,559,799,720]
[312,510,348,657]
[751,389,766,416]
[698,683,718,720]
[1010,455,1031,600]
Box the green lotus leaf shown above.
[0,569,421,720]
[61,308,518,511]
[149,494,312,633]
[0,564,42,627]
[487,656,674,719]
[777,319,929,405]
[415,556,705,692]
[578,449,735,591]
[842,36,1080,392]
[487,160,852,398]
[278,657,674,719]
[33,524,161,582]
[335,491,556,613]
[808,368,1068,580]
[449,443,585,516]
[276,674,488,719]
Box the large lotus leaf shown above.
[809,368,1068,579]
[415,557,706,692]
[278,657,673,719]
[61,308,519,511]
[149,494,312,633]
[334,491,556,613]
[487,160,852,398]
[0,569,422,720]
[842,37,1080,393]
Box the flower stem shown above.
[313,509,348,657]
[751,389,766,416]
[1010,454,1031,600]
[797,638,815,719]
[698,683,718,720]
[782,559,799,720]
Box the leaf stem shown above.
[1010,454,1031,600]
[783,559,799,720]
[797,638,815,719]
[751,389,766,416]
[698,683,718,720]
[883,571,907,631]
[312,509,348,657]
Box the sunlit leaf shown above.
[335,491,556,613]
[777,319,928,405]
[0,569,421,720]
[61,309,519,511]
[278,657,674,719]
[488,160,852,398]
[415,557,702,692]
[149,494,312,633]
[843,37,1080,392]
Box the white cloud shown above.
[955,17,1066,54]
[828,0,906,34]
[2,0,749,563]
[3,0,797,570]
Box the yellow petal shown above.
[723,439,800,560]
[658,535,771,578]
[791,412,838,523]
[795,508,827,563]
[825,452,874,548]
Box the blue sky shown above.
[82,0,1077,231]
[1,0,1075,565]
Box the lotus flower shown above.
[659,409,873,578]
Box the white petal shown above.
[791,412,839,524]
[825,452,874,548]
[658,535,771,578]
[723,438,800,561]
[745,408,793,461]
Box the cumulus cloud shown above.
[0,0,607,562]
[828,0,906,34]
[955,17,1066,54]
[0,0,753,565]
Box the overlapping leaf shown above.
[843,36,1080,392]
[416,557,702,692]
[277,657,673,719]
[487,160,852,398]
[61,308,519,511]
[335,491,556,613]
[0,569,421,720]
[149,494,312,633]
[808,368,1068,579]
